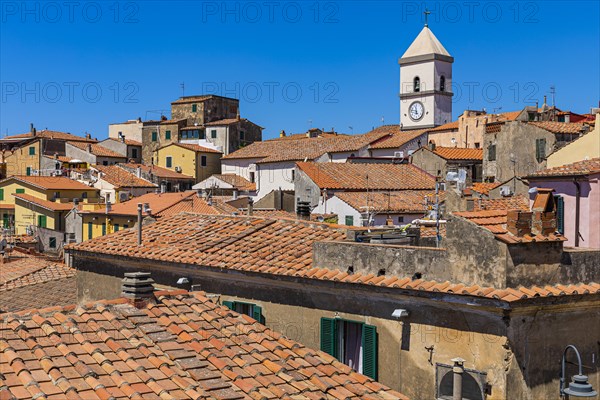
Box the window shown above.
[535,138,546,162]
[152,131,157,142]
[82,192,88,199]
[88,222,93,240]
[199,130,206,140]
[192,104,197,112]
[222,301,264,324]
[398,216,405,223]
[101,223,106,236]
[440,76,446,91]
[414,76,420,92]
[554,195,564,234]
[53,192,60,200]
[166,156,173,168]
[16,188,25,194]
[29,146,35,155]
[49,237,56,249]
[211,129,217,138]
[26,167,31,176]
[123,224,128,229]
[291,170,295,181]
[240,131,245,140]
[102,161,108,166]
[487,144,496,161]
[165,130,171,140]
[320,318,377,379]
[131,148,138,159]
[0,189,3,201]
[114,224,120,232]
[37,215,47,228]
[474,142,480,149]
[345,215,354,226]
[3,213,10,228]
[201,155,207,167]
[249,172,255,183]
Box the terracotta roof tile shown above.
[432,147,483,161]
[12,193,76,212]
[119,163,195,180]
[164,143,222,154]
[335,190,443,213]
[104,137,142,146]
[2,130,97,142]
[470,181,502,195]
[499,110,522,121]
[297,162,436,190]
[93,165,157,189]
[0,290,407,399]
[529,121,589,135]
[426,121,459,132]
[68,142,127,158]
[473,194,529,212]
[206,174,257,191]
[368,126,428,150]
[526,158,600,178]
[1,175,94,191]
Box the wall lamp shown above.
[560,345,597,398]
[392,309,409,319]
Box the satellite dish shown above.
[317,216,324,222]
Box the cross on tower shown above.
[424,8,431,27]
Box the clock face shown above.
[409,101,424,121]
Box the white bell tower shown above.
[399,14,453,130]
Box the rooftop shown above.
[470,181,502,195]
[1,176,94,191]
[162,142,222,154]
[472,194,530,212]
[197,174,256,192]
[0,290,406,399]
[171,94,239,104]
[334,190,443,213]
[1,129,97,143]
[529,121,589,135]
[12,193,76,212]
[93,165,157,189]
[119,163,195,180]
[103,137,143,146]
[430,147,483,161]
[296,162,436,190]
[401,26,452,58]
[368,126,428,150]
[426,120,459,132]
[526,158,600,178]
[68,142,128,158]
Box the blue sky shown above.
[1,1,599,140]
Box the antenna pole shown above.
[180,82,185,97]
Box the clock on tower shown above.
[399,17,453,130]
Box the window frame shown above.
[166,156,173,168]
[345,215,354,226]
[222,300,264,324]
[49,237,57,249]
[29,146,36,156]
[200,155,207,167]
[211,129,217,139]
[413,76,421,92]
[151,131,158,142]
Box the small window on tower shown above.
[440,76,446,91]
[414,77,420,92]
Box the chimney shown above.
[86,144,92,153]
[160,182,166,194]
[280,130,286,138]
[232,189,239,201]
[30,123,36,136]
[429,141,436,151]
[121,272,155,308]
[247,198,253,216]
[85,132,91,140]
[532,210,556,236]
[54,152,58,160]
[105,200,112,214]
[136,166,142,178]
[506,210,532,237]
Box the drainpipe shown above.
[573,178,581,247]
[137,203,142,246]
[452,357,465,400]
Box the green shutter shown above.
[211,129,217,138]
[555,195,564,234]
[152,131,157,142]
[114,224,119,232]
[0,188,4,201]
[88,222,93,239]
[320,317,337,358]
[192,104,197,112]
[16,188,25,194]
[165,130,171,140]
[101,223,106,236]
[222,301,234,310]
[252,305,264,324]
[29,146,35,155]
[345,216,354,226]
[26,167,31,176]
[37,215,47,228]
[362,324,378,380]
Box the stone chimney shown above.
[531,188,557,236]
[121,272,154,308]
[247,198,253,216]
[136,166,142,178]
[86,144,92,153]
[280,130,286,138]
[506,210,532,237]
[85,132,91,140]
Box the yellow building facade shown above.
[155,143,221,183]
[546,113,599,168]
[3,140,41,177]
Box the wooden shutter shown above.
[38,215,46,228]
[102,223,106,236]
[555,195,564,234]
[320,318,337,358]
[0,188,3,201]
[362,324,378,380]
[88,222,93,239]
[222,301,234,310]
[252,305,264,324]
[536,139,546,162]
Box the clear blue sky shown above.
[1,1,599,140]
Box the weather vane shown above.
[424,8,431,27]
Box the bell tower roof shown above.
[401,26,452,59]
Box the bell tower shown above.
[399,13,453,130]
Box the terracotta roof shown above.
[66,214,599,304]
[83,191,231,218]
[205,174,256,191]
[529,121,588,134]
[297,162,436,190]
[369,126,428,149]
[12,194,76,212]
[0,289,406,400]
[430,147,483,161]
[335,190,443,213]
[156,194,239,217]
[104,137,143,146]
[93,165,157,189]
[1,130,97,142]
[0,204,15,210]
[249,209,297,219]
[2,175,93,191]
[499,110,522,121]
[0,252,76,312]
[453,210,566,244]
[171,95,231,104]
[223,130,390,163]
[526,158,600,178]
[164,142,222,154]
[471,181,502,195]
[485,122,505,133]
[473,194,530,211]
[204,118,250,126]
[427,120,459,132]
[68,141,128,158]
[119,163,195,180]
